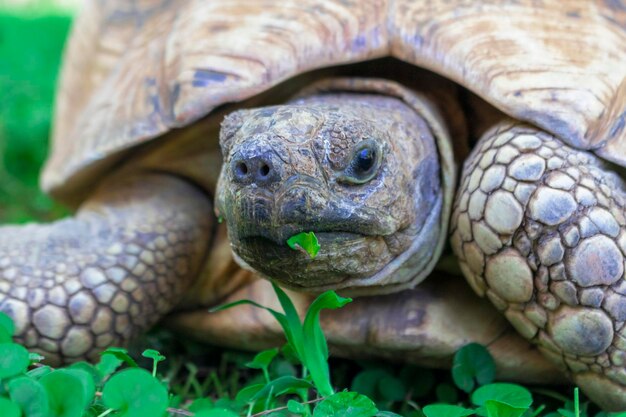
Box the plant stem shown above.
[250,397,324,417]
[96,392,194,417]
[528,404,546,417]
[298,366,310,413]
[264,385,275,411]
[574,387,580,417]
[96,409,115,417]
[166,407,194,416]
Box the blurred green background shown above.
[0,2,74,223]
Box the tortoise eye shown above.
[338,140,382,184]
[354,147,376,172]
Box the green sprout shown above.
[287,232,321,259]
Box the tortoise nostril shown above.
[259,163,270,177]
[235,162,248,176]
[230,150,278,186]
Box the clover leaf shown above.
[313,391,378,417]
[423,404,476,417]
[0,343,30,380]
[452,343,495,393]
[102,368,168,417]
[0,312,15,343]
[40,369,93,417]
[0,396,21,417]
[8,377,50,417]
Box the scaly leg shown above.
[452,121,626,410]
[0,173,212,364]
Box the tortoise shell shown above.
[44,0,626,202]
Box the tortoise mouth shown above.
[232,231,392,289]
[237,225,371,246]
[237,231,365,264]
[240,231,363,251]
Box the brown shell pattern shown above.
[44,0,626,199]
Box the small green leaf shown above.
[213,398,240,412]
[0,396,21,417]
[96,351,123,377]
[189,398,214,412]
[0,312,14,343]
[287,232,321,258]
[313,391,378,417]
[246,348,279,370]
[169,394,182,409]
[28,352,45,365]
[41,370,90,417]
[142,349,166,362]
[423,404,476,417]
[60,369,96,409]
[0,343,30,379]
[100,347,138,368]
[351,368,405,403]
[235,383,265,404]
[8,377,50,417]
[142,349,166,376]
[26,366,52,380]
[471,384,532,410]
[484,400,528,417]
[0,327,11,344]
[195,409,239,417]
[379,375,406,402]
[210,297,301,364]
[251,376,314,401]
[0,312,15,336]
[302,290,352,397]
[351,369,390,399]
[272,358,297,377]
[376,412,404,417]
[69,362,102,385]
[271,283,307,364]
[102,368,168,417]
[452,343,496,393]
[288,399,307,415]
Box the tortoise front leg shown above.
[451,122,626,410]
[0,173,212,364]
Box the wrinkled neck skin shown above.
[216,90,443,295]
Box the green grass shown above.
[0,287,619,417]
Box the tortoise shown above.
[1,0,626,410]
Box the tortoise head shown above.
[216,81,451,294]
